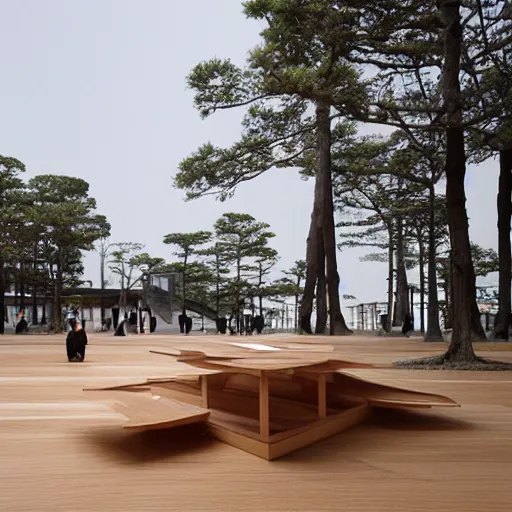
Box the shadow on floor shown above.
[84,423,214,464]
[83,407,473,466]
[368,407,474,431]
[269,407,474,466]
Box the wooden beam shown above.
[268,404,371,460]
[201,375,209,408]
[318,374,327,419]
[259,372,269,439]
[207,423,270,460]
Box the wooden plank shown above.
[150,341,271,360]
[150,384,203,408]
[122,410,209,432]
[147,376,200,385]
[83,381,150,392]
[205,373,230,390]
[267,404,370,444]
[318,374,327,419]
[201,375,209,408]
[203,357,330,372]
[367,399,433,409]
[184,359,263,376]
[208,410,263,440]
[268,404,371,460]
[294,360,376,375]
[106,391,210,432]
[259,372,269,439]
[149,378,201,392]
[207,423,270,460]
[334,372,459,408]
[263,342,334,352]
[207,388,334,433]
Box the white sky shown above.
[0,0,498,303]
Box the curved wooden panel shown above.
[106,391,210,432]
[333,372,459,409]
[84,381,150,392]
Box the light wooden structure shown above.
[85,339,459,460]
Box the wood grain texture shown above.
[106,391,210,432]
[0,333,511,511]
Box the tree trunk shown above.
[316,101,351,335]
[236,257,241,334]
[41,297,47,325]
[444,260,452,329]
[315,236,327,334]
[32,245,38,325]
[294,275,301,331]
[0,256,5,334]
[19,263,25,311]
[300,192,320,334]
[425,185,444,341]
[394,212,409,327]
[440,0,475,361]
[418,234,426,334]
[258,264,264,316]
[182,254,188,315]
[14,279,18,309]
[32,289,38,326]
[53,249,64,333]
[386,225,394,332]
[470,296,487,341]
[294,294,299,331]
[494,148,512,340]
[100,252,106,327]
[444,128,475,360]
[214,251,221,318]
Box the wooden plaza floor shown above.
[0,333,511,511]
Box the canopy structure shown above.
[85,339,459,460]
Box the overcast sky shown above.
[0,0,498,304]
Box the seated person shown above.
[15,315,28,334]
[66,319,88,362]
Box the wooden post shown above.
[201,375,209,408]
[259,372,269,439]
[318,374,327,418]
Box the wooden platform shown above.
[89,339,459,459]
[0,333,511,511]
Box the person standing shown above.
[402,313,414,338]
[66,318,88,362]
[66,307,80,332]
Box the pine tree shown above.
[163,231,213,315]
[0,156,25,333]
[27,175,110,332]
[214,213,276,332]
[280,260,306,331]
[196,242,231,320]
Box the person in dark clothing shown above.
[15,313,28,334]
[66,319,88,362]
[402,313,413,338]
[114,319,127,336]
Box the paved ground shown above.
[0,333,511,511]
